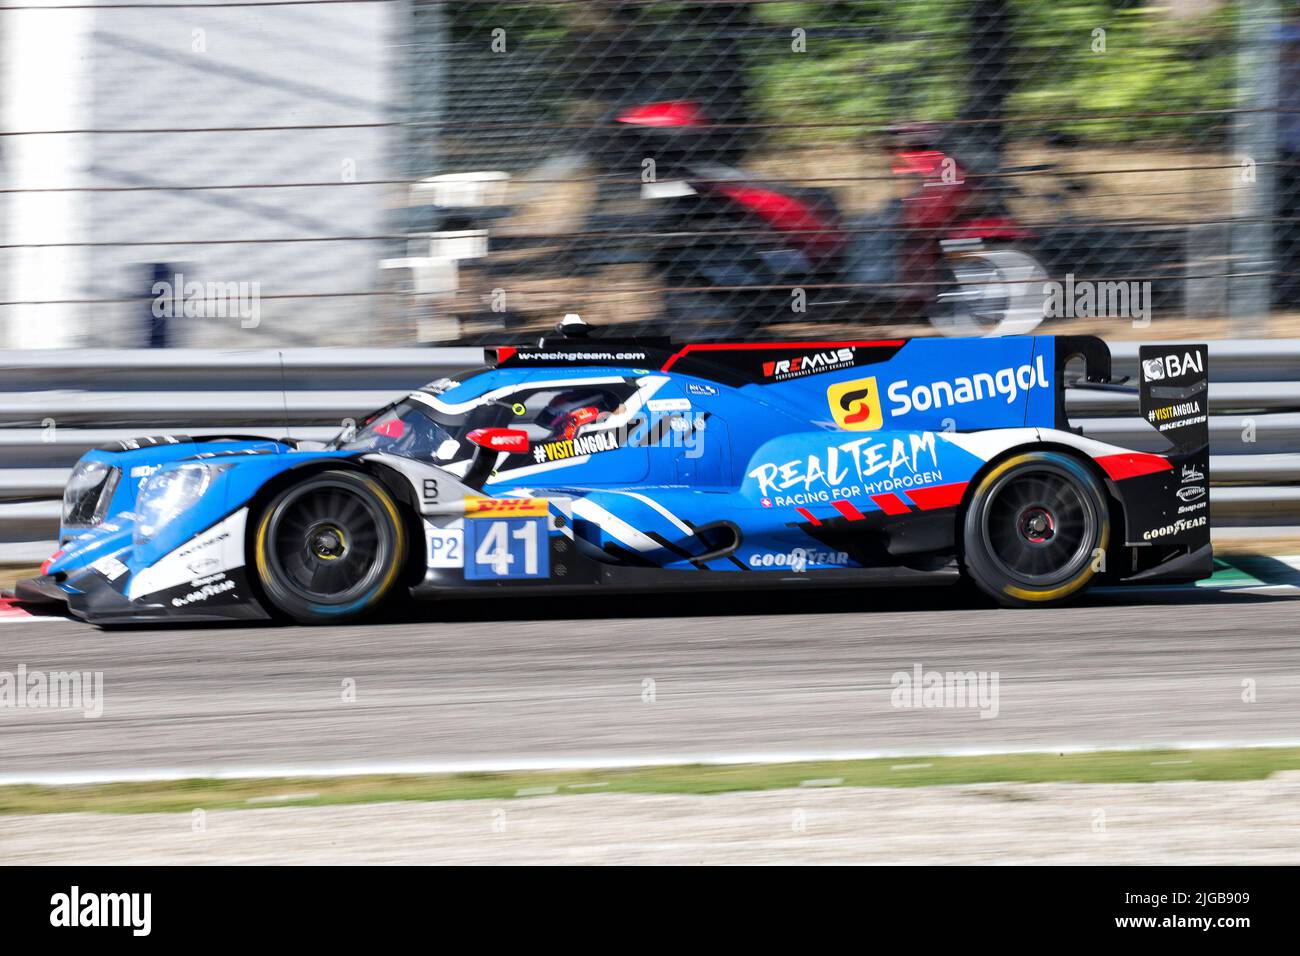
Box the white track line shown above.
[4,740,1300,787]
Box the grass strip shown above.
[3,746,1299,815]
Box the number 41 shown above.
[476,520,540,576]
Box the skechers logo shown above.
[826,376,883,431]
[762,347,856,381]
[886,356,1049,416]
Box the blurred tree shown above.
[962,0,1015,170]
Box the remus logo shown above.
[827,376,882,431]
[762,347,856,381]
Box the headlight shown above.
[135,464,215,541]
[62,461,121,529]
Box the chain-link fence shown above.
[396,0,1292,344]
[3,0,1297,346]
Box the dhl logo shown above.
[464,497,549,518]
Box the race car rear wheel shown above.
[961,451,1109,607]
[253,470,407,624]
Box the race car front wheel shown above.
[961,451,1109,607]
[253,470,407,624]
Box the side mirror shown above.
[466,427,530,455]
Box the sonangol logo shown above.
[826,376,882,431]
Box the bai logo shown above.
[1142,350,1204,382]
[826,376,882,431]
[50,886,151,936]
[762,347,856,381]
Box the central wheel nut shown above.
[310,526,346,560]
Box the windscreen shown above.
[333,399,482,467]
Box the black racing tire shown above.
[961,451,1109,608]
[252,469,407,625]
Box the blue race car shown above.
[16,327,1212,625]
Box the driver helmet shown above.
[540,391,619,441]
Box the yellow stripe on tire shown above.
[254,471,407,612]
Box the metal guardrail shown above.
[0,341,1297,563]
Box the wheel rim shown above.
[932,248,1047,337]
[264,481,392,606]
[980,465,1097,587]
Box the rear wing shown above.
[1137,344,1210,458]
[1128,344,1211,549]
[1052,336,1113,431]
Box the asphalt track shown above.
[2,568,1299,782]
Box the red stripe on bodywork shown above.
[1094,452,1173,481]
[870,493,910,516]
[906,481,969,511]
[0,598,34,619]
[795,507,822,526]
[832,499,866,521]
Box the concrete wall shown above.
[2,1,406,348]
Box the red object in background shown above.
[373,416,406,439]
[714,185,843,261]
[615,100,705,128]
[945,218,1035,242]
[893,149,969,230]
[467,428,531,455]
[890,149,1032,240]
